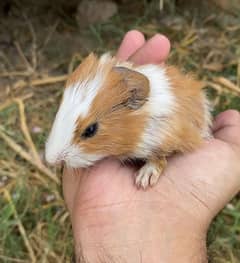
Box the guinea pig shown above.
[45,53,212,189]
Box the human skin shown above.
[62,30,240,262]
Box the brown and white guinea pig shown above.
[45,53,212,189]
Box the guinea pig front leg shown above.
[135,157,167,189]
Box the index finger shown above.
[129,34,170,65]
[116,30,145,60]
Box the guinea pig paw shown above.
[135,163,161,189]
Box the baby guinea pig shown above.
[45,53,212,189]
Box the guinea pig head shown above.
[45,54,150,168]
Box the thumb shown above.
[62,167,84,214]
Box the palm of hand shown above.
[65,135,239,230]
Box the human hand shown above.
[63,30,240,263]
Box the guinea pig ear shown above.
[113,66,150,110]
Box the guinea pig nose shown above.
[55,155,65,165]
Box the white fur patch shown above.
[64,145,104,167]
[133,65,176,157]
[45,55,110,165]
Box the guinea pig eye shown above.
[81,122,98,139]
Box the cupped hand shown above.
[62,30,240,262]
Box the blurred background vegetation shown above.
[0,0,240,262]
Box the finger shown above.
[213,110,240,145]
[116,30,145,60]
[129,34,170,65]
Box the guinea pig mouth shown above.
[63,146,106,168]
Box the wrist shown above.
[74,234,207,263]
[72,207,208,263]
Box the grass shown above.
[0,0,240,262]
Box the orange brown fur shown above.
[160,66,206,154]
[66,53,98,87]
[69,55,209,164]
[73,65,150,157]
[66,53,116,88]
